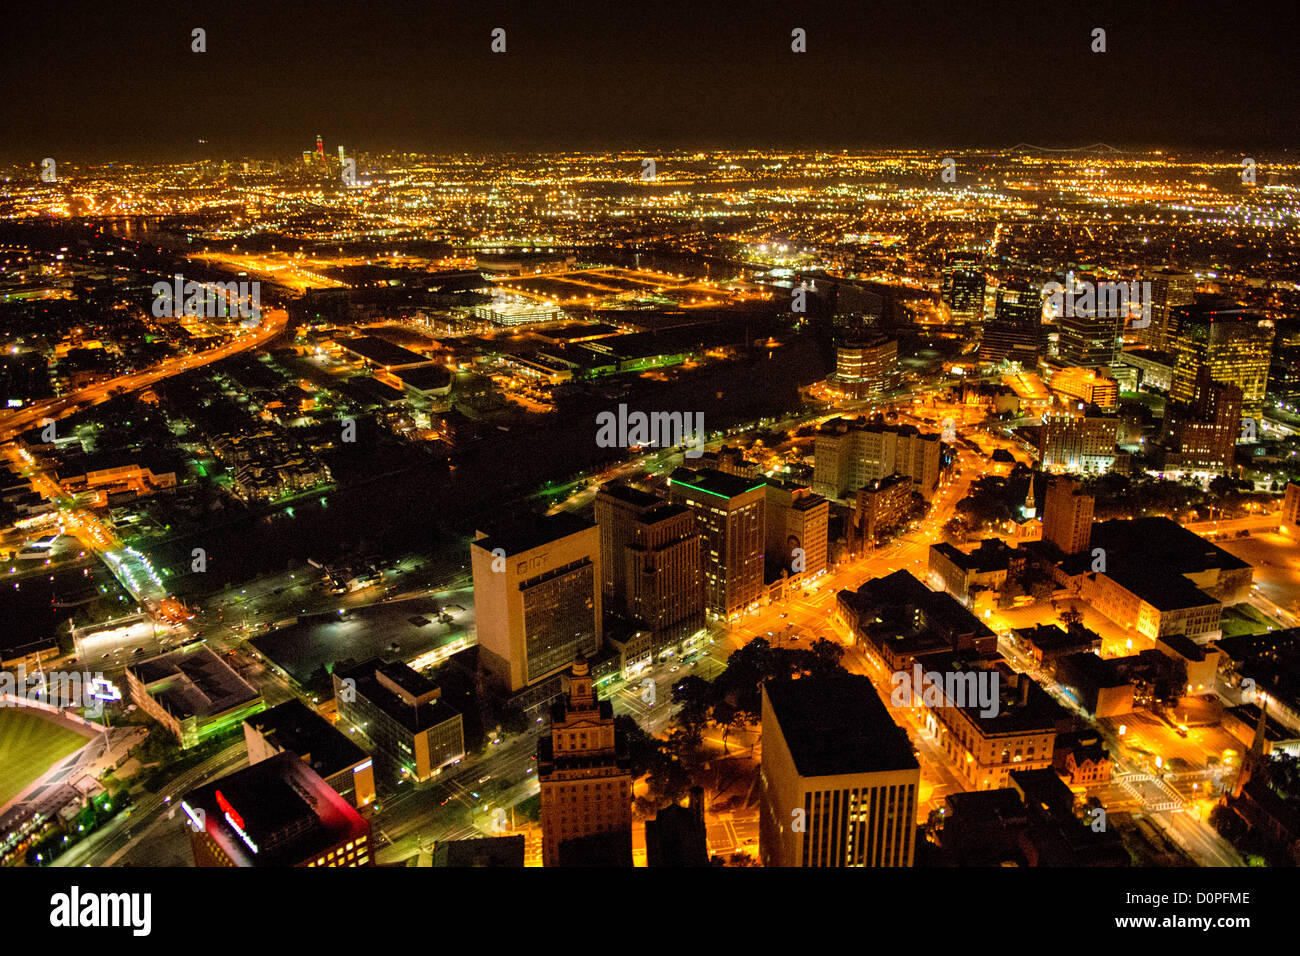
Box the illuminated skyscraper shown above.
[1159,366,1243,475]
[470,513,602,695]
[943,255,986,323]
[668,467,766,617]
[1167,303,1274,421]
[1144,267,1196,350]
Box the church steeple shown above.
[1022,478,1036,519]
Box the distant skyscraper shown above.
[1159,365,1243,475]
[594,482,660,608]
[763,481,829,579]
[668,468,766,618]
[538,658,632,867]
[943,256,985,323]
[1041,475,1094,555]
[316,134,325,161]
[1167,303,1274,421]
[1282,482,1300,535]
[337,144,345,165]
[759,675,919,867]
[1056,276,1121,369]
[979,283,1042,364]
[470,513,602,694]
[1144,268,1196,350]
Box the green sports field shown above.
[0,708,92,808]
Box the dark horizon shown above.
[3,0,1297,162]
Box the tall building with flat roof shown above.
[182,751,373,867]
[538,658,632,867]
[244,698,375,809]
[594,481,661,608]
[1283,482,1300,536]
[1041,475,1094,556]
[332,659,464,783]
[813,418,941,501]
[1144,268,1195,350]
[764,481,829,580]
[1168,303,1274,420]
[624,503,705,649]
[1159,366,1243,475]
[759,675,919,867]
[1038,408,1119,474]
[668,467,766,617]
[470,513,602,692]
[832,334,898,398]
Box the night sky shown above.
[3,0,1297,161]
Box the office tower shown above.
[852,474,913,547]
[316,134,325,161]
[764,481,829,578]
[1056,281,1121,368]
[668,468,766,617]
[943,255,985,323]
[1041,475,1095,556]
[594,481,661,607]
[182,751,373,867]
[646,787,710,867]
[812,419,942,500]
[624,503,705,648]
[337,145,345,165]
[979,283,1042,364]
[332,659,465,782]
[759,675,919,867]
[538,658,632,867]
[832,334,898,398]
[470,513,602,693]
[1145,267,1196,350]
[1167,303,1275,420]
[244,698,376,809]
[1159,366,1243,475]
[1038,408,1120,474]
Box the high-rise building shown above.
[332,659,465,783]
[594,482,661,608]
[1038,408,1120,474]
[1041,475,1095,556]
[832,334,898,398]
[1167,303,1275,421]
[244,698,376,809]
[851,474,913,547]
[470,513,602,693]
[182,751,373,867]
[813,419,942,500]
[1144,268,1196,350]
[1057,287,1121,369]
[763,481,829,580]
[759,674,919,867]
[668,468,766,618]
[1159,366,1243,475]
[624,503,705,649]
[538,658,633,867]
[943,255,986,323]
[979,283,1042,364]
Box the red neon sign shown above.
[214,790,245,830]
